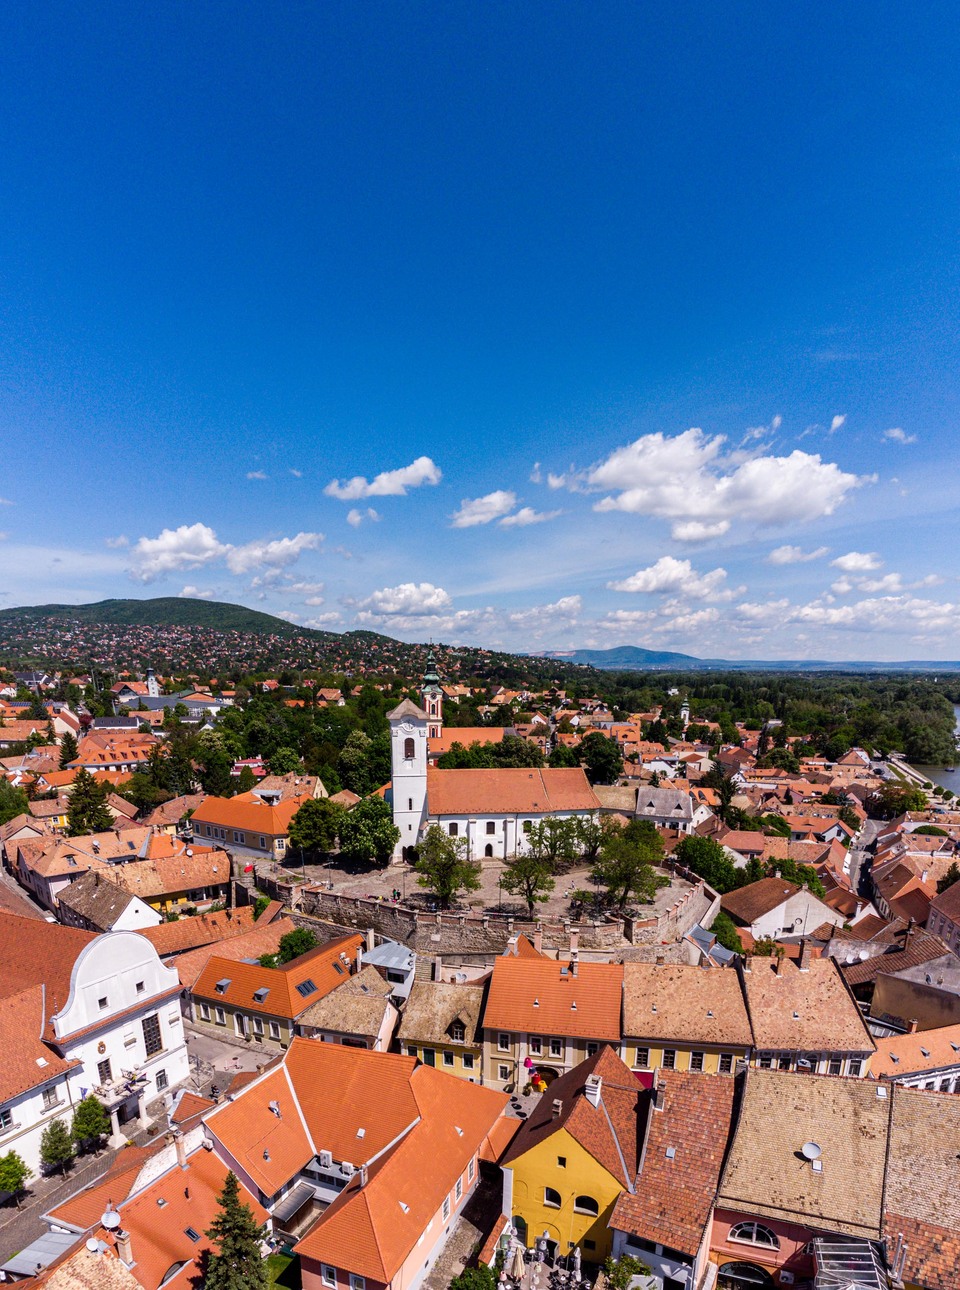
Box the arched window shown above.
[543,1187,561,1208]
[729,1223,779,1249]
[573,1195,599,1216]
[403,737,415,760]
[718,1264,774,1289]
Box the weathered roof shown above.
[621,962,753,1047]
[720,876,802,925]
[297,965,394,1037]
[55,871,143,929]
[840,928,953,987]
[397,980,485,1045]
[635,787,694,821]
[717,1067,891,1239]
[740,955,875,1054]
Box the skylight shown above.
[296,979,318,998]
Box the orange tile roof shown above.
[426,766,599,815]
[872,1023,960,1079]
[483,956,623,1040]
[428,727,507,756]
[191,933,364,1019]
[139,906,258,956]
[172,915,299,988]
[0,986,79,1101]
[0,912,96,1023]
[191,793,309,836]
[46,1141,165,1231]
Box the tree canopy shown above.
[415,826,482,908]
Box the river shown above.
[915,704,960,793]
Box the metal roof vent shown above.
[665,1146,676,1159]
[269,1100,281,1118]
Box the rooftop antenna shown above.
[800,1141,822,1162]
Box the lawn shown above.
[266,1251,302,1288]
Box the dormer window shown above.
[450,1020,466,1043]
[215,979,231,994]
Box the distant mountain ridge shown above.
[540,645,960,673]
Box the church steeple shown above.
[420,648,443,739]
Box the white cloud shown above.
[246,470,269,480]
[324,455,441,500]
[0,498,12,507]
[735,599,791,623]
[305,611,343,627]
[608,556,738,601]
[530,462,542,483]
[346,507,380,528]
[788,594,960,634]
[356,582,453,616]
[304,595,325,606]
[282,580,325,596]
[883,427,917,444]
[831,551,883,572]
[499,507,562,528]
[129,523,229,582]
[289,468,303,477]
[105,535,130,549]
[829,415,846,433]
[767,544,829,565]
[654,607,720,633]
[507,596,582,631]
[179,585,215,599]
[580,429,862,537]
[450,490,517,528]
[225,532,323,576]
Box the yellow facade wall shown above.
[402,1041,482,1080]
[624,1041,749,1075]
[507,1126,623,1261]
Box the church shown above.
[386,654,600,862]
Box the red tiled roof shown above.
[426,767,599,815]
[483,956,623,1040]
[191,934,364,1019]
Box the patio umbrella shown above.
[572,1247,581,1278]
[510,1244,526,1280]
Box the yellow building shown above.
[621,962,753,1075]
[396,980,485,1080]
[501,1047,639,1264]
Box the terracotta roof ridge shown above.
[283,1061,316,1157]
[597,1090,634,1192]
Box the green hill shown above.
[0,597,328,638]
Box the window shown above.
[586,1042,599,1057]
[259,836,266,850]
[574,1196,599,1216]
[662,1049,676,1070]
[135,981,145,994]
[690,1051,704,1071]
[758,1054,773,1069]
[215,1007,226,1025]
[635,1047,650,1069]
[549,1037,562,1057]
[778,1055,792,1071]
[42,1086,60,1110]
[296,979,318,998]
[498,1033,511,1051]
[719,1053,733,1073]
[462,1053,475,1070]
[442,1197,451,1220]
[321,1268,337,1289]
[407,1046,419,1057]
[350,1277,365,1290]
[233,831,244,844]
[184,1227,201,1243]
[484,844,493,857]
[486,821,496,834]
[828,1057,843,1076]
[142,1013,162,1057]
[98,1058,112,1084]
[443,1051,454,1067]
[498,1064,510,1081]
[199,1003,211,1021]
[455,1177,463,1201]
[98,996,108,1011]
[522,821,532,834]
[0,1108,11,1131]
[543,1188,561,1209]
[269,1021,281,1040]
[583,1240,596,1252]
[253,1018,264,1035]
[529,1036,543,1055]
[404,737,415,760]
[468,1159,475,1182]
[449,823,459,837]
[848,1058,863,1077]
[408,799,413,811]
[451,1020,466,1043]
[156,1069,168,1092]
[729,1222,780,1249]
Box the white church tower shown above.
[387,697,430,861]
[146,667,159,699]
[421,649,444,739]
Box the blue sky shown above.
[0,2,958,659]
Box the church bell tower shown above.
[420,649,444,740]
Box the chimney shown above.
[551,1098,563,1118]
[569,928,579,956]
[355,944,362,974]
[799,939,813,971]
[774,952,784,975]
[655,954,665,966]
[571,954,579,978]
[904,919,916,950]
[533,926,543,955]
[908,1018,919,1033]
[653,1082,666,1111]
[115,1230,133,1266]
[584,1075,602,1108]
[174,1131,187,1170]
[433,955,443,981]
[366,927,375,953]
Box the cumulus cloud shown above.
[105,535,130,549]
[577,429,862,538]
[530,462,542,484]
[305,611,343,627]
[179,585,215,599]
[450,491,517,528]
[883,427,917,444]
[767,545,829,565]
[282,580,325,596]
[499,507,562,528]
[608,556,739,601]
[831,551,883,573]
[788,594,960,634]
[356,582,453,617]
[289,468,303,477]
[129,523,323,582]
[0,498,12,507]
[655,607,720,633]
[829,415,846,434]
[735,599,791,623]
[246,470,269,480]
[346,507,380,528]
[225,532,323,575]
[324,455,441,500]
[507,596,582,631]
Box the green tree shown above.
[548,743,579,769]
[450,1267,497,1290]
[874,782,927,819]
[199,748,234,797]
[71,1096,110,1154]
[702,764,737,824]
[526,816,580,869]
[66,768,114,835]
[338,795,400,866]
[204,1169,268,1290]
[338,730,375,796]
[236,765,257,794]
[708,910,744,954]
[277,928,319,964]
[288,798,345,856]
[604,1253,651,1290]
[58,731,79,768]
[937,862,960,895]
[579,732,623,785]
[117,772,171,813]
[501,850,556,918]
[594,820,667,909]
[40,1118,74,1175]
[0,779,29,827]
[415,825,482,909]
[573,815,605,862]
[0,1150,30,1206]
[268,746,302,775]
[674,834,740,894]
[757,747,801,774]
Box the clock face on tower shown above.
[400,721,413,732]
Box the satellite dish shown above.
[86,1238,100,1253]
[859,949,870,961]
[801,1141,822,1161]
[101,1208,121,1231]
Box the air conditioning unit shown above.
[318,1150,332,1169]
[341,1162,355,1177]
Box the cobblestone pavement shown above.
[0,1147,120,1264]
[421,1173,504,1290]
